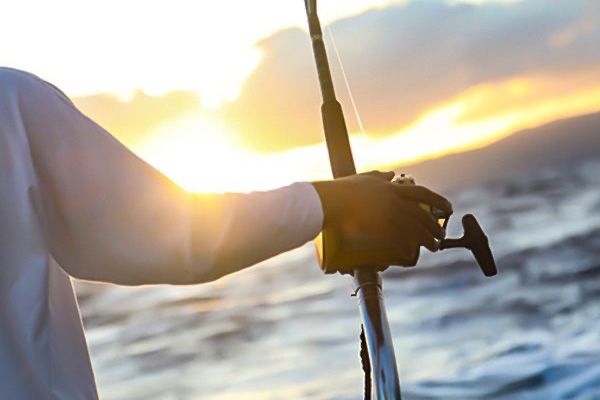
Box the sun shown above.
[136,112,313,193]
[137,113,252,193]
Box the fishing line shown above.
[325,25,367,141]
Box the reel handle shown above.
[440,214,497,277]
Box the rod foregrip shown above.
[305,1,356,178]
[322,100,357,178]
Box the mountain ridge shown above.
[395,111,600,191]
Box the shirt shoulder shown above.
[0,67,42,90]
[0,67,72,104]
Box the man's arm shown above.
[16,71,323,285]
[14,70,451,285]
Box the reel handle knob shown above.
[440,214,497,277]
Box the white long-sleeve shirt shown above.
[0,67,324,399]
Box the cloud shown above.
[220,0,600,152]
[71,0,599,157]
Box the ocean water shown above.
[76,159,600,400]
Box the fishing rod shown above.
[302,1,498,399]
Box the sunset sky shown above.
[3,0,599,192]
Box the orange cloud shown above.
[64,0,600,194]
[206,0,600,154]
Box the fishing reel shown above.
[315,174,497,277]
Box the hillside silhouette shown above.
[397,112,600,191]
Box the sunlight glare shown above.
[135,71,600,194]
[138,113,300,193]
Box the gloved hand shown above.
[311,171,452,255]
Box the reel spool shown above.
[315,174,452,274]
[315,174,497,277]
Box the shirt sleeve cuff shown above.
[291,182,324,242]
